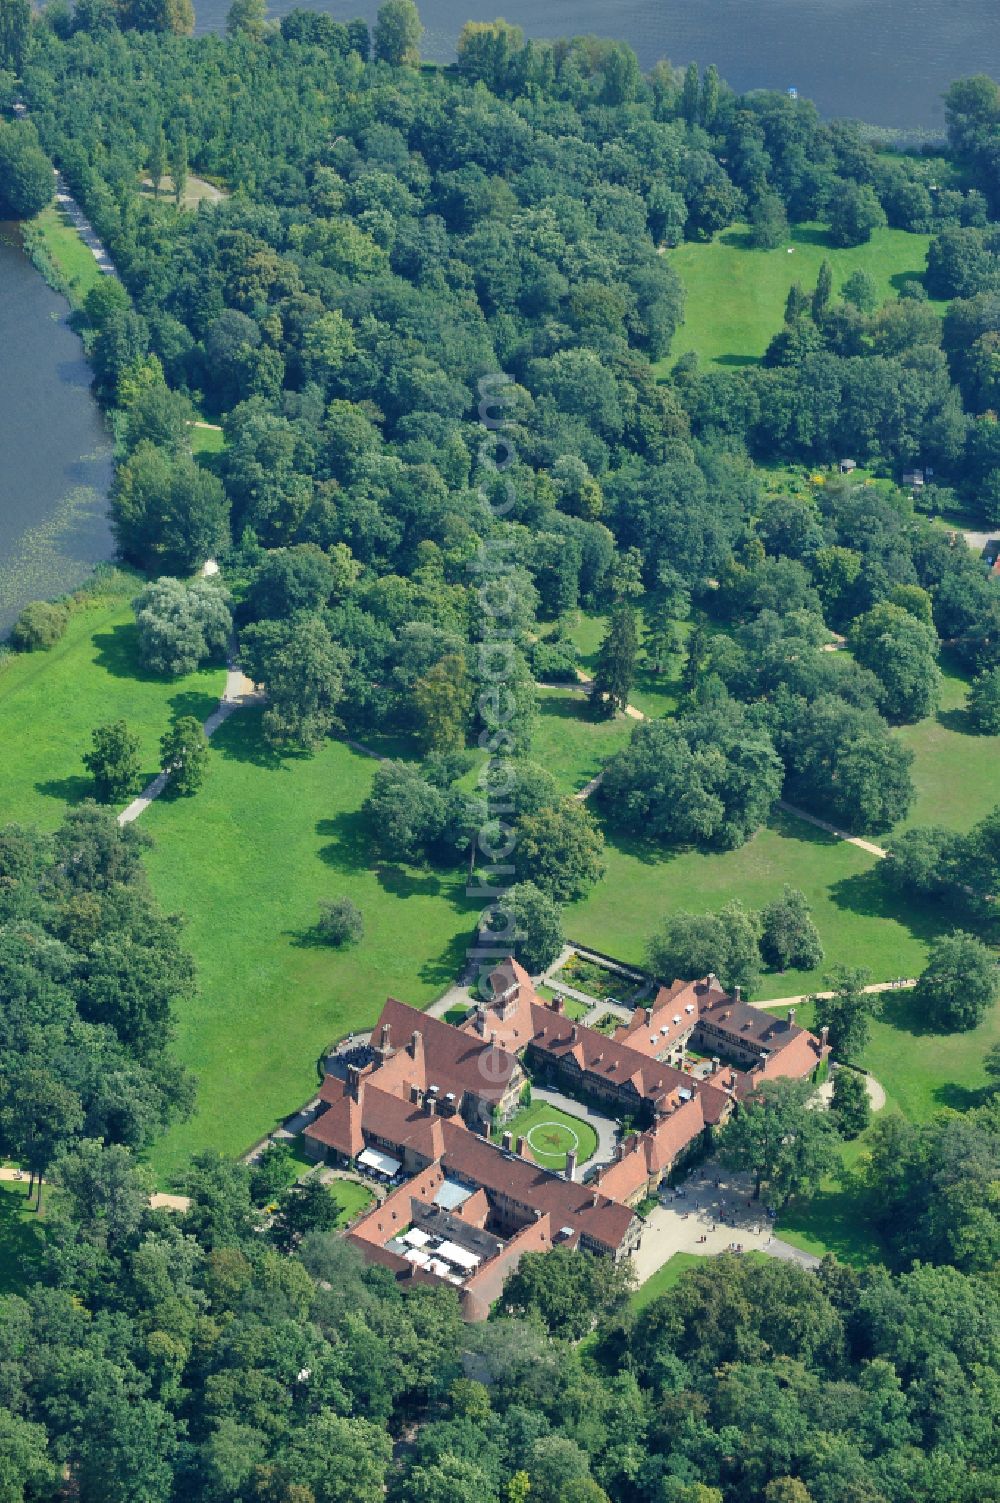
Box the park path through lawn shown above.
[118,657,262,825]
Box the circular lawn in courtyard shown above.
[497,1102,599,1172]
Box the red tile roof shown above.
[373,996,520,1105]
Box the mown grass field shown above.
[498,1101,599,1171]
[567,806,947,1004]
[895,659,1000,834]
[0,579,224,829]
[663,221,937,369]
[142,713,482,1181]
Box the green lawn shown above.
[664,221,937,369]
[895,660,1000,835]
[631,1251,704,1310]
[24,202,105,308]
[189,423,226,456]
[531,686,633,795]
[497,1101,598,1171]
[0,1180,47,1295]
[775,1129,887,1266]
[330,1177,374,1226]
[568,806,948,1004]
[0,579,225,829]
[142,713,482,1182]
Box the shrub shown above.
[530,639,579,682]
[318,897,364,947]
[10,600,70,652]
[133,576,231,677]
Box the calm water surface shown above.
[194,0,999,129]
[0,228,113,634]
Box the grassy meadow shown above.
[0,576,224,829]
[664,221,937,369]
[142,713,482,1180]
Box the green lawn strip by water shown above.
[663,221,937,370]
[497,1101,598,1172]
[0,1180,47,1295]
[0,585,225,829]
[142,717,482,1182]
[569,806,944,1005]
[23,202,105,308]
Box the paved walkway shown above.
[118,657,263,826]
[630,1157,820,1284]
[528,1085,619,1173]
[815,1064,887,1112]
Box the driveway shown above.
[528,1085,619,1172]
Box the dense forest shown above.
[2,2,1000,1498]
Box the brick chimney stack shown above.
[515,1136,525,1155]
[734,985,742,1003]
[347,1063,362,1101]
[502,1131,513,1152]
[820,1024,830,1048]
[564,1149,578,1181]
[788,1006,796,1028]
[410,1029,422,1060]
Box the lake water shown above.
[0,227,113,635]
[194,0,999,129]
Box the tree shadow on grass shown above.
[416,925,479,992]
[776,1164,885,1268]
[934,1079,986,1112]
[316,811,371,875]
[35,773,92,805]
[936,704,975,735]
[0,1184,45,1296]
[207,707,286,769]
[168,689,222,724]
[827,866,958,951]
[92,622,165,682]
[715,353,760,368]
[889,269,926,294]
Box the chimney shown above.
[711,1056,721,1074]
[787,1006,796,1029]
[410,1029,422,1060]
[425,1095,437,1116]
[820,1024,829,1048]
[409,1083,420,1104]
[502,1131,513,1152]
[564,1149,577,1181]
[378,1022,391,1059]
[570,1025,578,1043]
[550,994,565,1014]
[347,1063,362,1101]
[476,1007,487,1036]
[515,1136,525,1155]
[616,1144,624,1161]
[707,972,717,987]
[758,1050,768,1070]
[591,1191,599,1207]
[734,985,742,1003]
